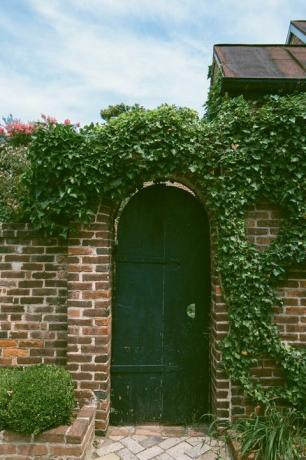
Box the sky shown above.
[0,0,305,124]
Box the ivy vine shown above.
[1,91,306,413]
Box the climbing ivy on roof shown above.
[1,92,306,414]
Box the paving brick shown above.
[159,437,181,449]
[109,435,125,441]
[132,435,147,442]
[117,448,138,460]
[185,443,211,458]
[155,454,173,460]
[121,437,144,453]
[185,437,207,446]
[140,436,163,449]
[96,442,124,457]
[167,441,191,458]
[96,454,120,460]
[136,445,163,460]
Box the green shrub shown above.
[0,368,21,430]
[0,143,29,221]
[0,365,75,435]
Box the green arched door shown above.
[111,185,210,424]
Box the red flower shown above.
[5,121,35,136]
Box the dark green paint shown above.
[111,185,210,424]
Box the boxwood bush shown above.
[0,368,21,430]
[0,365,75,435]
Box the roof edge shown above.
[286,21,306,44]
[214,43,306,47]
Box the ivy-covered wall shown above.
[0,92,305,429]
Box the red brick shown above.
[0,339,17,347]
[36,425,69,443]
[18,339,43,348]
[50,446,82,456]
[17,444,48,455]
[3,348,29,357]
[0,444,17,454]
[82,290,110,300]
[69,264,93,272]
[66,419,88,443]
[68,247,94,255]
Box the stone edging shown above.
[0,403,96,459]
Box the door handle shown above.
[186,303,196,319]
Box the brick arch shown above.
[66,180,231,433]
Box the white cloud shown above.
[0,0,304,123]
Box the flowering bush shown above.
[0,114,80,219]
[40,114,79,128]
[0,114,80,146]
[0,118,35,145]
[6,121,35,136]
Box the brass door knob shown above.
[186,303,196,319]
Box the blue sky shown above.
[1,0,305,124]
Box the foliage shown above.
[0,365,75,435]
[1,92,306,414]
[0,143,29,221]
[0,114,78,146]
[100,103,144,122]
[204,71,224,120]
[0,368,21,430]
[228,406,305,460]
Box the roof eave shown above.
[220,77,306,95]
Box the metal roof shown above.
[286,20,306,44]
[213,44,306,94]
[292,20,306,36]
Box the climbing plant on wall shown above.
[1,91,306,413]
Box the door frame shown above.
[111,179,213,423]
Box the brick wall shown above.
[210,219,231,420]
[230,201,306,416]
[275,268,306,346]
[245,202,283,248]
[0,224,67,367]
[1,198,305,431]
[67,205,113,435]
[245,201,305,347]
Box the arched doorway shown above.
[111,184,210,424]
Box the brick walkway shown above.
[90,425,231,460]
